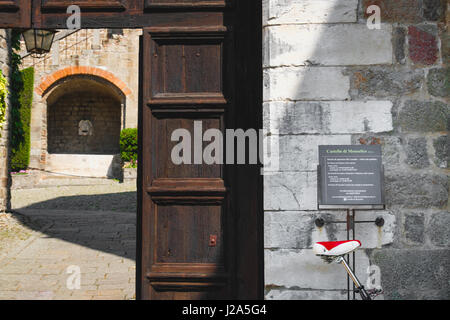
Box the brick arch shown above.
[36,66,132,96]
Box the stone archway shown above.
[35,66,132,97]
[32,69,131,178]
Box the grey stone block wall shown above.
[47,90,121,154]
[263,0,449,300]
[0,29,11,212]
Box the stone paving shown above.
[0,181,136,300]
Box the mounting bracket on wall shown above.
[314,215,385,229]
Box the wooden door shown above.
[138,1,262,299]
[139,25,231,299]
[0,0,263,300]
[31,0,137,28]
[0,0,30,28]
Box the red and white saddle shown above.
[313,240,361,256]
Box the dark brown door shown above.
[0,0,30,28]
[1,0,263,300]
[138,1,263,299]
[32,0,136,28]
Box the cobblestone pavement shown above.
[0,182,136,300]
[12,181,137,212]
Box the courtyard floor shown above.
[0,181,137,300]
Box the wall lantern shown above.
[22,29,57,57]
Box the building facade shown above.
[21,29,140,177]
[0,29,11,212]
[263,0,449,300]
[0,0,448,299]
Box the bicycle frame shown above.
[336,256,371,300]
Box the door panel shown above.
[144,0,227,9]
[30,0,225,28]
[148,28,226,104]
[0,0,30,27]
[155,118,222,179]
[155,204,224,264]
[0,0,19,9]
[40,0,127,11]
[31,0,137,28]
[141,25,233,299]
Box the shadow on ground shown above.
[11,191,137,261]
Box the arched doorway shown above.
[44,75,125,178]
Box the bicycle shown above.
[313,240,383,300]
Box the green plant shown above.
[120,128,138,163]
[8,29,34,172]
[123,159,137,168]
[9,30,23,148]
[10,66,34,172]
[0,69,7,136]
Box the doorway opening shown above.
[45,76,123,178]
[2,29,139,300]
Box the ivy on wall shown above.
[10,67,34,171]
[10,30,34,171]
[0,69,7,136]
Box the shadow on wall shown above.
[11,191,137,261]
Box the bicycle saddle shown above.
[313,240,361,256]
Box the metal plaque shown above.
[318,145,384,209]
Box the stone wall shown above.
[47,89,121,154]
[263,0,449,299]
[0,29,10,212]
[20,29,140,170]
